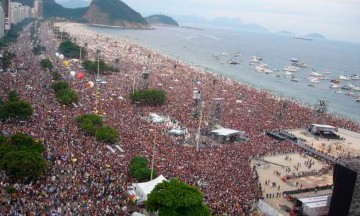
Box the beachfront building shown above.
[33,0,43,19]
[0,0,11,30]
[0,5,4,38]
[10,2,31,24]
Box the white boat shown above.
[255,66,264,72]
[229,60,239,65]
[335,90,343,94]
[291,76,299,82]
[309,77,320,83]
[309,72,323,77]
[330,83,340,89]
[284,71,293,75]
[319,75,330,80]
[355,96,360,102]
[282,66,299,72]
[350,75,359,80]
[264,69,273,74]
[352,86,360,91]
[338,75,350,80]
[341,85,353,90]
[291,58,299,62]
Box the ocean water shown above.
[84,25,360,123]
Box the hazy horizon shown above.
[54,0,360,43]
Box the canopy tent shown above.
[128,175,167,204]
[211,128,241,136]
[149,113,165,123]
[309,124,336,133]
[210,128,245,143]
[169,129,185,136]
[308,124,339,139]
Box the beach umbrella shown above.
[59,54,64,59]
[86,81,94,88]
[63,60,69,67]
[77,72,84,80]
[70,71,76,77]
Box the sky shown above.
[55,0,360,42]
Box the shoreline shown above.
[87,23,155,30]
[55,22,359,126]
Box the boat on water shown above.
[341,85,353,90]
[284,71,293,76]
[330,79,340,84]
[352,86,360,91]
[338,75,350,80]
[309,77,320,83]
[309,72,323,77]
[290,58,298,63]
[229,60,239,65]
[345,92,354,96]
[264,69,273,74]
[319,75,330,80]
[293,62,308,68]
[356,97,360,102]
[330,83,340,89]
[282,66,299,72]
[291,75,299,82]
[335,90,343,94]
[350,74,359,80]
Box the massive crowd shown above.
[0,21,359,215]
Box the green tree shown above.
[0,133,47,183]
[9,133,45,153]
[0,151,47,182]
[129,157,157,182]
[51,81,69,93]
[40,58,53,69]
[76,114,103,134]
[130,89,167,106]
[145,178,210,216]
[51,71,62,81]
[1,51,15,70]
[55,89,79,105]
[95,126,119,143]
[82,59,117,74]
[0,101,33,120]
[8,90,20,102]
[59,40,87,59]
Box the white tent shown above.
[309,124,336,134]
[149,113,164,123]
[211,128,241,136]
[169,129,185,136]
[129,175,167,203]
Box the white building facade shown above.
[10,2,31,25]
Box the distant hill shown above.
[15,0,87,19]
[146,15,179,27]
[173,15,268,32]
[276,31,294,36]
[82,0,147,28]
[305,33,326,39]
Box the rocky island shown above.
[146,15,179,27]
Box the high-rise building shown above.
[10,2,31,24]
[0,5,5,38]
[0,0,11,30]
[33,0,43,19]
